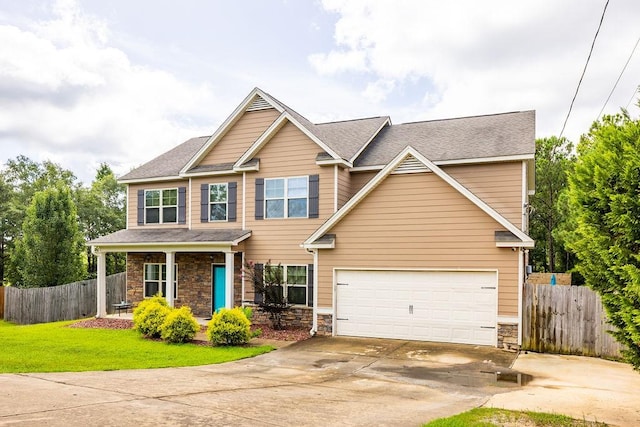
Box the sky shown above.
[1,0,639,185]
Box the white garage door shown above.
[335,270,497,346]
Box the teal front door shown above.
[212,265,226,313]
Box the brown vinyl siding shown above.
[317,171,520,317]
[336,166,351,210]
[190,176,242,229]
[443,161,523,228]
[127,181,189,229]
[199,109,280,165]
[243,121,334,298]
[349,171,376,198]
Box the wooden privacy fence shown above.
[4,272,126,325]
[523,283,624,359]
[0,286,5,319]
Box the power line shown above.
[625,85,639,110]
[559,0,610,138]
[597,35,640,120]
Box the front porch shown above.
[90,228,251,318]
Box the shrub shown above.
[160,306,200,344]
[133,295,171,338]
[207,307,251,346]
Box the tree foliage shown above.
[9,186,86,287]
[562,112,640,369]
[528,136,575,273]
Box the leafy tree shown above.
[9,186,86,287]
[562,111,640,369]
[76,163,126,276]
[528,136,575,273]
[1,156,80,284]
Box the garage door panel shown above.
[336,270,497,346]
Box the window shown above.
[263,264,307,305]
[264,177,308,219]
[144,263,178,298]
[209,183,228,221]
[145,189,178,224]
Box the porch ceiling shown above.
[89,228,251,252]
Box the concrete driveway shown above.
[0,336,523,427]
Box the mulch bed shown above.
[68,317,311,343]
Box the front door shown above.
[212,265,226,314]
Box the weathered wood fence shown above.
[0,286,5,319]
[522,283,624,359]
[3,272,126,324]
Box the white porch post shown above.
[165,251,175,307]
[96,250,107,317]
[225,251,235,308]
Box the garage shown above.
[335,269,498,346]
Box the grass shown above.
[424,408,608,427]
[0,320,273,373]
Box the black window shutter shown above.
[137,189,145,225]
[309,174,319,218]
[178,187,187,224]
[307,263,314,307]
[228,182,237,222]
[200,184,209,222]
[255,178,264,220]
[253,263,264,304]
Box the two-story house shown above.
[90,87,535,349]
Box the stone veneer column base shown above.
[316,313,333,335]
[497,323,520,351]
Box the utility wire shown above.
[597,35,640,120]
[625,85,639,109]
[559,0,610,138]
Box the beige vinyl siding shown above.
[199,109,280,166]
[349,171,376,199]
[317,171,520,317]
[127,181,189,229]
[336,166,351,209]
[243,121,335,298]
[443,161,523,228]
[190,176,242,229]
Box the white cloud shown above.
[311,0,640,142]
[0,0,218,184]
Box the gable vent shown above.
[392,155,430,174]
[247,95,274,112]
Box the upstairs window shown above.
[209,183,228,221]
[145,189,177,224]
[265,177,308,219]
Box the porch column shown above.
[96,250,107,317]
[165,251,175,307]
[225,251,235,308]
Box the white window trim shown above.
[264,176,309,219]
[143,263,178,298]
[208,183,228,222]
[265,264,308,306]
[144,188,178,224]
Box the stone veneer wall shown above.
[497,323,519,351]
[126,252,243,317]
[250,305,313,330]
[316,313,333,335]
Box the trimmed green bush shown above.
[161,306,200,344]
[207,307,251,346]
[133,295,171,338]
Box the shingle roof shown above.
[354,111,535,167]
[263,91,389,160]
[119,136,209,181]
[89,228,250,246]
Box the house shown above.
[90,87,535,349]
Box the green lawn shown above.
[0,320,273,373]
[424,408,607,426]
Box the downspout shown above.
[307,248,318,336]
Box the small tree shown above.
[243,260,291,330]
[9,185,86,287]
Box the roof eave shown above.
[118,175,184,185]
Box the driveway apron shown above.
[1,337,525,426]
